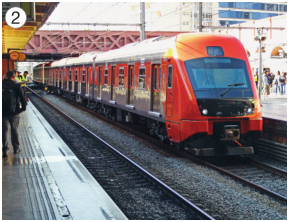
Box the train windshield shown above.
[184,57,253,98]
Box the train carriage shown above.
[33,33,263,156]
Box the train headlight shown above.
[248,107,253,113]
[202,109,208,115]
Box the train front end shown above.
[175,33,262,156]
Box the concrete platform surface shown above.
[2,102,128,220]
[261,97,287,121]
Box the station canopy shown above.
[2,2,59,55]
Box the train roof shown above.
[48,33,240,67]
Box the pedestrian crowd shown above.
[2,70,31,158]
[254,68,287,98]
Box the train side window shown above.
[59,71,61,79]
[104,69,108,85]
[139,67,146,90]
[69,70,72,81]
[168,65,173,88]
[75,69,78,82]
[82,68,85,82]
[154,66,157,90]
[112,67,115,85]
[119,68,124,87]
[159,66,161,90]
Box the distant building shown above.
[129,2,287,31]
[214,2,287,26]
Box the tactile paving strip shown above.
[17,114,66,220]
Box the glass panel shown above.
[104,69,108,85]
[130,67,133,87]
[168,66,173,88]
[82,69,85,82]
[184,57,253,98]
[154,67,157,90]
[87,68,89,82]
[70,70,72,81]
[112,67,115,85]
[139,68,146,89]
[159,67,161,90]
[119,68,124,87]
[75,69,78,82]
[99,68,102,84]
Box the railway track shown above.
[27,87,214,220]
[28,86,287,202]
[194,155,287,202]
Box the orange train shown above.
[33,33,262,156]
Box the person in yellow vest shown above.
[14,70,23,84]
[254,72,258,89]
[22,71,30,102]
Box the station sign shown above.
[9,51,19,60]
[18,52,27,61]
[9,51,27,61]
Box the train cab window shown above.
[112,67,115,85]
[168,65,173,88]
[139,68,146,90]
[104,69,108,85]
[119,68,124,87]
[75,69,78,82]
[82,69,85,82]
[159,66,162,90]
[154,66,158,90]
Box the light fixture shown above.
[202,109,208,115]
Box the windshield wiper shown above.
[220,83,245,97]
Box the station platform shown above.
[2,102,128,220]
[261,97,287,121]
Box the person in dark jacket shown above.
[2,71,27,157]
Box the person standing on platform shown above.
[2,71,27,158]
[21,71,30,102]
[262,70,270,98]
[254,72,258,89]
[274,71,281,95]
[280,72,286,95]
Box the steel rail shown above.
[240,155,287,178]
[27,87,214,220]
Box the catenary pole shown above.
[199,2,202,32]
[140,2,145,41]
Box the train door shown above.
[57,69,60,87]
[79,67,83,94]
[59,69,62,89]
[98,67,102,98]
[111,66,115,101]
[73,68,77,93]
[61,69,64,89]
[166,65,173,117]
[86,66,90,96]
[128,65,134,105]
[151,64,161,112]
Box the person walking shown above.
[280,72,286,95]
[2,71,27,158]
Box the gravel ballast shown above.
[31,93,287,220]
